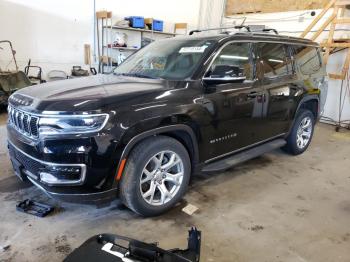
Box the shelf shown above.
[103,46,139,51]
[104,26,176,36]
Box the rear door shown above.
[254,42,296,141]
[198,42,266,160]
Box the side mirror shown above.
[203,64,246,84]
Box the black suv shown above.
[7,32,326,216]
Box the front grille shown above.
[8,105,39,138]
[8,144,44,175]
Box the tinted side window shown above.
[293,46,322,75]
[256,43,292,78]
[206,42,253,82]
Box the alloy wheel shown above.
[296,116,313,149]
[139,150,184,206]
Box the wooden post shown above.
[84,44,91,66]
[324,7,339,63]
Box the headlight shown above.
[38,114,109,136]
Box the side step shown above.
[202,139,286,173]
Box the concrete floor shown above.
[0,109,350,262]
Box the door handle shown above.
[247,91,263,98]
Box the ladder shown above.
[300,0,350,80]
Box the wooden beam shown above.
[334,18,350,24]
[342,49,350,74]
[226,0,329,16]
[324,7,339,64]
[300,0,337,38]
[311,13,337,41]
[321,42,350,48]
[335,0,350,6]
[329,73,346,79]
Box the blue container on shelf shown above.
[145,18,164,32]
[125,16,145,28]
[152,19,163,32]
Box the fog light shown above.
[40,172,60,184]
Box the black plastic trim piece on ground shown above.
[16,199,54,217]
[64,227,201,262]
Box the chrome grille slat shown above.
[23,114,29,134]
[11,108,15,124]
[19,112,24,130]
[11,108,15,125]
[24,114,30,134]
[28,114,32,134]
[30,117,39,137]
[7,105,39,139]
[15,111,19,128]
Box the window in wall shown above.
[256,43,292,78]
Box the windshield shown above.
[114,39,216,80]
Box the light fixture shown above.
[268,58,284,63]
[220,55,249,60]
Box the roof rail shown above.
[261,28,279,35]
[189,25,251,35]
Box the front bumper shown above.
[27,176,118,204]
[8,140,119,203]
[8,141,87,186]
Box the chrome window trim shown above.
[8,140,87,186]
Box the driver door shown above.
[198,42,265,160]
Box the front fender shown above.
[112,122,199,187]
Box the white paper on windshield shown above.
[179,46,208,53]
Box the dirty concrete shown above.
[0,109,349,262]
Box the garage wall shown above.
[0,0,94,74]
[0,0,200,76]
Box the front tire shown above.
[119,136,191,217]
[283,109,315,155]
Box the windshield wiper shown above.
[115,73,159,79]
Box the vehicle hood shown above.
[11,74,183,112]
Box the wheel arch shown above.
[286,95,319,137]
[295,95,320,120]
[115,124,199,182]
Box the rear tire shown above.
[119,136,191,217]
[283,109,315,155]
